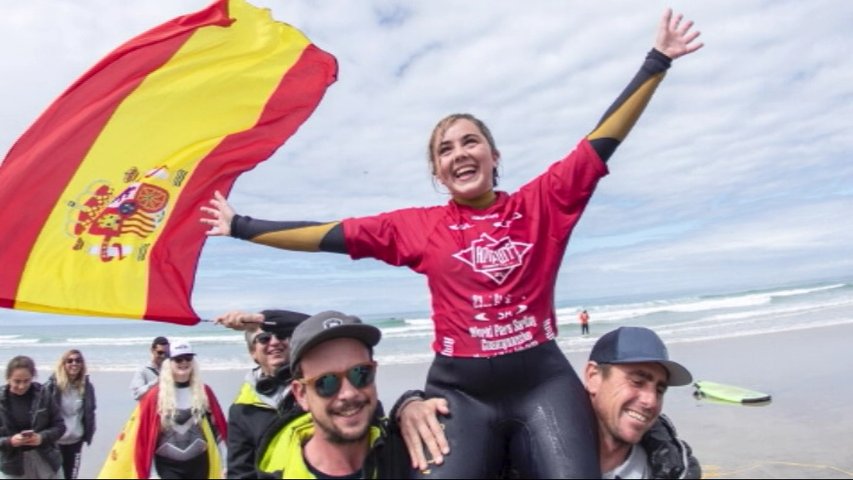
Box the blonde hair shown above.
[55,349,86,394]
[157,357,209,430]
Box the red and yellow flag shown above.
[0,0,337,324]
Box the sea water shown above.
[1,280,851,372]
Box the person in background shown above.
[0,356,66,479]
[43,350,96,480]
[215,309,309,479]
[134,340,228,479]
[129,336,170,401]
[579,309,591,336]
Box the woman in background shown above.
[134,340,227,479]
[44,350,96,479]
[0,356,65,479]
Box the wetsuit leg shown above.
[413,342,600,479]
[413,357,504,479]
[505,349,600,478]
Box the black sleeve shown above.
[38,386,66,444]
[230,215,347,254]
[642,414,701,479]
[587,49,672,162]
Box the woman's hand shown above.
[9,433,26,447]
[10,432,42,447]
[654,8,703,60]
[200,190,236,236]
[24,433,42,447]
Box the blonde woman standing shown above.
[134,340,227,479]
[44,350,96,480]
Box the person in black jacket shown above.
[0,356,66,479]
[215,309,309,478]
[44,350,96,480]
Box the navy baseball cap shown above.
[289,311,381,372]
[590,327,692,386]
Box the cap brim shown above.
[660,360,692,386]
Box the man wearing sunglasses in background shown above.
[129,336,169,401]
[257,310,410,478]
[215,309,310,479]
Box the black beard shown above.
[319,400,374,444]
[324,426,369,445]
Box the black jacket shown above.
[642,414,702,479]
[43,374,97,445]
[0,382,66,476]
[227,375,285,479]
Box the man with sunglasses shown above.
[258,310,409,478]
[215,309,309,479]
[129,336,169,401]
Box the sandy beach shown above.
[77,323,853,479]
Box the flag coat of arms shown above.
[0,0,337,324]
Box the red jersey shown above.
[343,139,607,357]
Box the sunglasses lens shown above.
[66,358,81,364]
[347,364,375,389]
[313,374,343,398]
[254,333,272,345]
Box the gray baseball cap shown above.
[589,326,692,386]
[289,311,381,372]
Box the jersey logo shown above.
[452,233,532,285]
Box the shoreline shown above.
[79,323,853,478]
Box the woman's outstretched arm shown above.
[587,8,703,162]
[200,191,347,253]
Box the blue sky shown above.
[2,1,852,320]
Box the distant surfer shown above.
[579,309,590,336]
[202,8,703,477]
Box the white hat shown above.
[169,339,195,358]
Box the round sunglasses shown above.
[299,362,377,398]
[65,357,83,365]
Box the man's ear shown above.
[585,361,601,395]
[292,380,309,411]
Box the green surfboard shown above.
[694,380,772,404]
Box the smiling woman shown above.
[200,7,703,477]
[117,340,228,479]
[43,349,97,480]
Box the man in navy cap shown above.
[585,326,700,479]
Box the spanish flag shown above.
[0,0,337,324]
